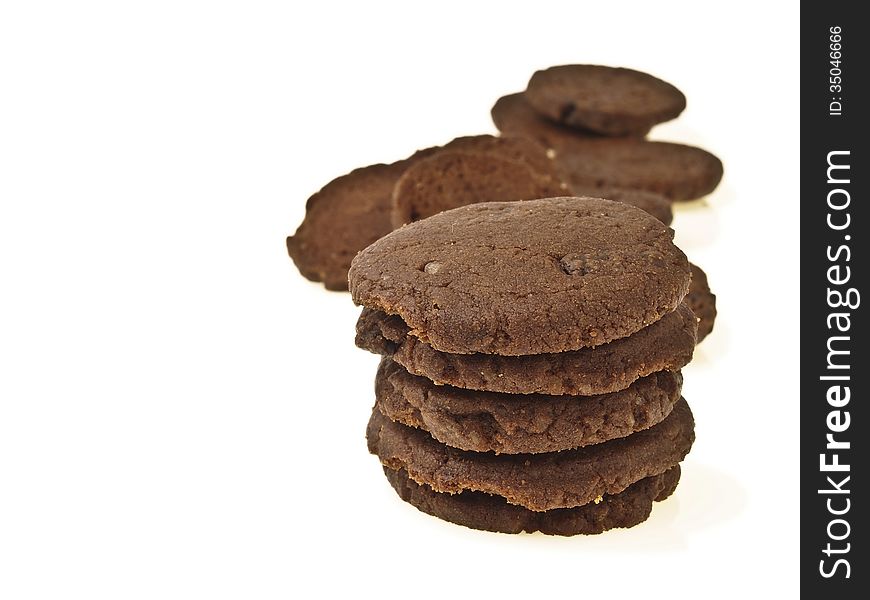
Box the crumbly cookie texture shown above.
[376,358,682,454]
[366,398,695,512]
[687,262,717,342]
[350,197,691,355]
[383,465,681,536]
[356,303,697,395]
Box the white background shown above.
[0,1,799,598]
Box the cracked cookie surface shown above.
[367,398,694,512]
[349,197,691,355]
[375,358,682,454]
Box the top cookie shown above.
[525,65,686,136]
[349,197,691,356]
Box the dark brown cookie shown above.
[441,134,563,181]
[687,262,717,343]
[571,186,673,225]
[383,465,680,536]
[391,151,567,228]
[556,138,723,201]
[375,358,682,454]
[350,197,691,355]
[525,65,686,136]
[287,135,560,290]
[356,303,696,396]
[286,161,409,290]
[491,93,602,151]
[367,398,694,512]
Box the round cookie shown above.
[287,161,409,290]
[571,186,673,225]
[391,151,567,228]
[375,358,683,454]
[383,465,681,536]
[687,262,717,343]
[525,65,686,136]
[349,197,692,356]
[556,138,723,201]
[366,398,695,512]
[356,303,696,396]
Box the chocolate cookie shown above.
[356,303,696,396]
[287,135,560,290]
[491,93,602,151]
[441,134,563,181]
[525,65,686,136]
[367,398,694,511]
[571,186,673,225]
[287,161,409,290]
[556,138,723,201]
[391,151,567,227]
[383,465,680,535]
[375,358,683,454]
[349,198,691,355]
[687,262,717,343]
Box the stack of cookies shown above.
[492,65,723,201]
[287,66,720,344]
[350,197,698,535]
